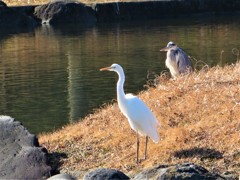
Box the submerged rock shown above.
[0,115,51,179]
[133,162,223,179]
[34,0,96,25]
[83,168,130,180]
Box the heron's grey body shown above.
[161,42,192,79]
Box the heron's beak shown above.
[100,66,111,71]
[160,47,169,51]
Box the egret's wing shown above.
[125,94,160,142]
[125,94,155,122]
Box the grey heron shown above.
[160,41,192,79]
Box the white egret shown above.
[100,64,160,163]
[160,41,192,79]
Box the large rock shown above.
[11,5,39,21]
[83,168,130,180]
[133,163,223,179]
[93,0,240,22]
[0,115,51,179]
[0,2,38,28]
[34,0,96,25]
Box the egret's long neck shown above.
[116,69,126,103]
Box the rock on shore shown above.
[83,168,130,180]
[34,0,96,25]
[0,116,51,179]
[1,0,240,27]
[0,1,38,28]
[133,163,224,179]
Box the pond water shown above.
[0,14,239,134]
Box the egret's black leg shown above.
[136,133,139,163]
[144,136,148,160]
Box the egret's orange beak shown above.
[100,66,111,71]
[160,47,169,51]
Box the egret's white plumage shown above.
[100,63,160,163]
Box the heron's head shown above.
[160,41,177,51]
[100,63,122,72]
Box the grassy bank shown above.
[4,0,146,6]
[4,0,44,6]
[39,62,240,178]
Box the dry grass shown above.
[3,0,47,6]
[4,0,156,6]
[39,62,240,178]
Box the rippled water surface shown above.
[0,15,240,134]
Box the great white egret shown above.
[100,63,160,163]
[160,41,192,79]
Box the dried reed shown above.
[40,62,240,178]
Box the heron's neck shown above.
[116,70,126,102]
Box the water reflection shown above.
[0,15,240,134]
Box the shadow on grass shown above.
[47,152,67,175]
[173,147,223,160]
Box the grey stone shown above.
[0,115,51,179]
[34,0,96,25]
[0,3,38,28]
[0,1,7,7]
[48,173,76,180]
[134,163,224,180]
[84,168,130,180]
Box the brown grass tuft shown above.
[39,62,240,178]
[4,0,176,6]
[4,0,47,6]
